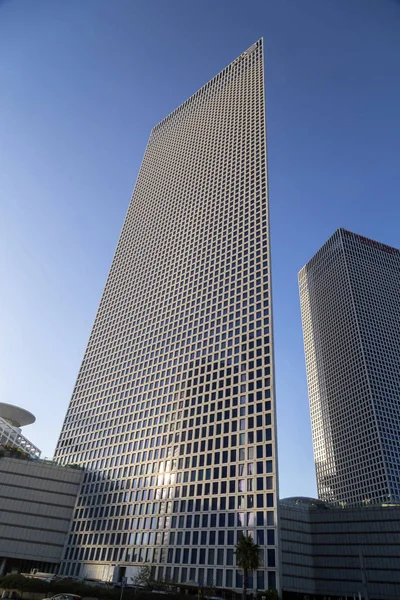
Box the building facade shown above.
[0,455,83,576]
[299,228,400,505]
[55,40,279,591]
[280,497,400,600]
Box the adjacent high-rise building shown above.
[55,39,279,591]
[299,228,400,506]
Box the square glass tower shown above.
[299,228,400,506]
[55,39,279,591]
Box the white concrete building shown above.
[299,228,400,506]
[54,39,279,591]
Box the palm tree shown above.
[234,534,260,600]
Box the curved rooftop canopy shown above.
[280,496,400,510]
[0,402,36,427]
[280,496,331,510]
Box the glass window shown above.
[236,571,243,588]
[268,571,276,589]
[267,549,275,567]
[266,511,274,526]
[267,529,275,546]
[257,571,265,590]
[247,572,254,590]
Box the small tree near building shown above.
[131,564,154,588]
[262,589,281,600]
[234,534,261,600]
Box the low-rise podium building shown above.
[0,404,83,576]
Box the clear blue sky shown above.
[1,0,399,499]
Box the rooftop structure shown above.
[0,402,40,458]
[0,402,36,427]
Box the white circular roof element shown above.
[0,402,36,427]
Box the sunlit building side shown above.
[299,228,400,506]
[55,40,279,591]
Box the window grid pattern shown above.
[299,228,400,506]
[55,39,278,590]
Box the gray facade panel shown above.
[0,457,83,565]
[281,499,400,600]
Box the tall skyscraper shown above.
[299,228,400,506]
[55,40,279,591]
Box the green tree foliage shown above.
[261,589,281,600]
[132,564,154,588]
[234,534,261,599]
[0,574,32,598]
[0,575,115,600]
[0,574,187,600]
